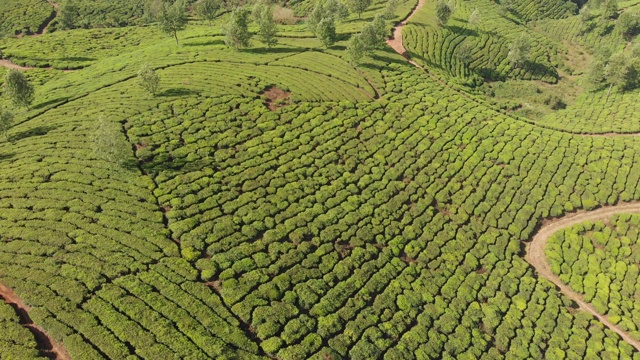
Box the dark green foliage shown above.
[346,34,366,65]
[137,64,160,96]
[0,108,13,140]
[435,0,453,27]
[507,33,531,68]
[60,0,81,30]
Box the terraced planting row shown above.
[402,0,560,82]
[0,0,54,36]
[547,213,640,342]
[534,89,640,134]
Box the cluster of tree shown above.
[507,33,531,68]
[221,1,279,49]
[586,46,640,94]
[579,0,621,35]
[346,15,387,65]
[307,0,350,48]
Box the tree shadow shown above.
[10,125,59,142]
[184,39,226,47]
[0,153,14,162]
[447,25,479,37]
[58,56,96,62]
[242,47,305,55]
[31,97,70,111]
[159,88,201,97]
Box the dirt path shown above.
[0,283,71,360]
[524,202,640,351]
[40,0,60,35]
[0,60,39,71]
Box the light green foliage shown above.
[615,11,639,37]
[60,0,81,30]
[360,15,386,50]
[346,34,366,65]
[91,115,128,167]
[605,52,638,91]
[383,0,400,19]
[455,41,473,65]
[345,0,372,19]
[307,0,349,32]
[222,7,252,49]
[253,2,279,48]
[0,108,13,140]
[435,0,453,27]
[316,17,337,48]
[157,0,188,44]
[507,33,531,68]
[3,69,34,108]
[196,0,221,25]
[137,64,160,96]
[468,8,481,28]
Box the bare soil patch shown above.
[260,86,291,111]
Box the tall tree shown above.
[137,64,160,96]
[468,8,481,28]
[158,0,189,44]
[616,11,639,37]
[435,0,453,27]
[346,0,372,19]
[605,52,637,93]
[0,109,13,141]
[196,0,221,25]
[316,18,337,48]
[360,15,386,50]
[507,33,530,68]
[307,0,348,32]
[346,34,366,65]
[253,3,279,48]
[455,41,473,66]
[59,0,81,30]
[3,69,34,109]
[222,7,252,49]
[383,0,399,19]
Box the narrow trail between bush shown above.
[39,0,60,35]
[0,283,71,360]
[524,203,640,351]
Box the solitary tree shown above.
[222,7,252,49]
[507,33,531,68]
[585,60,606,89]
[456,41,473,66]
[468,8,481,28]
[316,18,337,48]
[346,0,372,19]
[0,109,13,141]
[346,34,367,65]
[158,0,188,44]
[605,52,637,93]
[59,0,80,30]
[254,3,279,48]
[137,64,160,96]
[4,69,34,109]
[602,0,618,19]
[435,0,453,27]
[92,115,127,168]
[383,0,399,19]
[616,11,639,37]
[196,0,221,25]
[360,15,387,50]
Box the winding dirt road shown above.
[525,202,640,351]
[386,0,426,70]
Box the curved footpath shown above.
[525,202,640,351]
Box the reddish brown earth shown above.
[0,283,71,360]
[524,203,640,351]
[260,86,291,111]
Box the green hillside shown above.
[1,0,640,358]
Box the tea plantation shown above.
[1,0,640,358]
